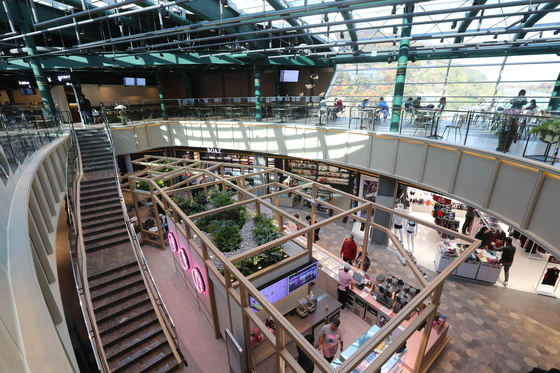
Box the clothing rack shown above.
[533,255,560,298]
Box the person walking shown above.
[462,206,475,234]
[354,246,371,272]
[492,237,516,286]
[337,263,353,309]
[296,334,315,373]
[305,215,320,242]
[318,318,344,363]
[340,234,358,263]
[79,94,93,125]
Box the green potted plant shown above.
[529,119,560,144]
[115,104,128,125]
[494,108,521,152]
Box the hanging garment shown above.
[542,268,560,286]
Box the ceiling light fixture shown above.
[393,26,398,35]
[473,0,479,6]
[78,27,84,35]
[135,55,139,60]
[391,5,396,15]
[220,0,229,7]
[451,20,457,29]
[164,10,170,18]
[324,14,329,23]
[554,29,560,35]
[266,21,272,30]
[493,33,498,39]
[440,37,444,43]
[160,52,164,57]
[340,31,344,38]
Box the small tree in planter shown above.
[208,219,242,252]
[494,108,522,152]
[136,179,165,191]
[530,119,560,144]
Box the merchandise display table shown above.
[330,325,402,373]
[435,241,502,283]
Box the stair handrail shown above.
[103,124,187,367]
[66,130,112,373]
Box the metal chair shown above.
[441,113,465,141]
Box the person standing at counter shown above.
[296,334,315,373]
[340,234,357,264]
[492,237,516,286]
[318,318,344,363]
[337,263,354,309]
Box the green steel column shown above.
[156,71,168,120]
[254,64,262,122]
[548,71,560,113]
[273,66,280,108]
[389,4,414,133]
[21,25,55,117]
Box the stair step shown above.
[82,219,128,237]
[91,278,145,302]
[105,325,164,361]
[81,151,113,158]
[84,235,130,253]
[81,196,120,209]
[81,190,120,204]
[80,203,121,215]
[88,261,140,286]
[81,176,115,186]
[139,354,179,373]
[90,268,142,293]
[82,157,114,165]
[83,226,129,246]
[95,294,152,327]
[99,307,157,339]
[83,165,114,173]
[93,287,148,312]
[80,209,123,223]
[81,184,119,197]
[110,336,171,373]
[80,141,110,148]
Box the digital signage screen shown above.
[123,77,135,86]
[288,262,318,293]
[280,70,299,82]
[136,77,146,86]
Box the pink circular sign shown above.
[179,247,190,270]
[192,267,205,293]
[168,232,178,252]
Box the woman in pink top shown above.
[337,263,354,309]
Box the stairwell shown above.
[76,128,181,373]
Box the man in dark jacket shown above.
[305,215,319,243]
[492,237,516,286]
[462,206,475,234]
[79,94,93,125]
[340,234,357,263]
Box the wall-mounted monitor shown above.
[280,70,299,82]
[123,77,135,86]
[136,77,146,86]
[288,261,318,293]
[20,87,36,95]
[248,259,318,313]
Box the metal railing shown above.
[65,127,111,373]
[103,121,187,367]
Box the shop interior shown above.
[117,155,482,373]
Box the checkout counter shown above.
[250,229,450,373]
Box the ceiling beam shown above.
[265,0,314,46]
[514,2,560,40]
[454,0,487,44]
[335,0,358,51]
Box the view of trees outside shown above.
[327,56,560,111]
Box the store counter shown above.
[330,325,403,373]
[435,241,502,283]
[251,285,341,373]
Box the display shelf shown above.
[288,160,351,185]
[277,193,297,207]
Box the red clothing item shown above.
[340,239,358,262]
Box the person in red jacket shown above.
[340,234,357,264]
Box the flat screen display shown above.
[20,87,35,95]
[136,77,146,86]
[288,262,318,293]
[249,277,289,313]
[280,70,299,82]
[123,77,135,86]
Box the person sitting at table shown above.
[334,98,344,119]
[525,99,538,114]
[437,97,446,111]
[361,97,369,108]
[378,97,390,120]
[413,97,422,109]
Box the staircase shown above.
[76,129,181,373]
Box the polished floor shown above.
[138,196,560,373]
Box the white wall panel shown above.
[216,124,234,149]
[488,161,539,226]
[527,174,560,250]
[325,130,348,163]
[394,140,425,182]
[370,136,397,174]
[250,125,268,152]
[146,124,171,148]
[111,128,138,154]
[135,127,150,151]
[347,133,371,168]
[232,124,250,151]
[422,146,457,190]
[185,123,202,148]
[304,128,323,160]
[453,152,495,207]
[201,123,219,148]
[285,126,305,158]
[169,123,188,146]
[266,125,286,154]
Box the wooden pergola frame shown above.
[120,156,480,373]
